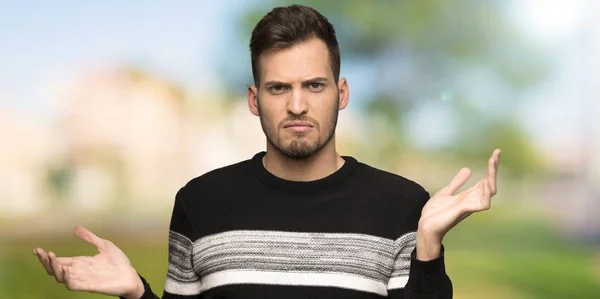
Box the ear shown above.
[247,84,260,116]
[337,77,349,110]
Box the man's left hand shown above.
[416,148,502,260]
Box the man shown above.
[33,5,501,299]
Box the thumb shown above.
[74,226,105,251]
[436,167,472,196]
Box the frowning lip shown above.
[283,121,314,128]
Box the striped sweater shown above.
[129,151,452,298]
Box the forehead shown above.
[258,37,333,84]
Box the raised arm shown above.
[386,190,453,299]
[387,148,501,298]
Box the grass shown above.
[445,202,600,298]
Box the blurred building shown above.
[55,67,193,213]
[52,67,283,214]
[0,103,57,215]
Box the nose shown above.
[286,88,308,115]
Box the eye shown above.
[268,85,289,95]
[307,82,325,92]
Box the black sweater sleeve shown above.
[387,190,453,299]
[120,186,202,299]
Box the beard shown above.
[257,95,339,160]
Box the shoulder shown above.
[355,160,428,198]
[350,159,431,238]
[172,156,255,215]
[183,157,252,193]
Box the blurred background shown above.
[1,0,599,298]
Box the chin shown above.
[283,148,318,160]
[277,140,321,160]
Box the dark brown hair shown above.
[249,4,340,85]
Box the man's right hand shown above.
[33,226,145,299]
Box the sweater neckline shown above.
[251,151,358,194]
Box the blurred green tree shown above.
[237,0,549,176]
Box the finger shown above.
[495,149,502,184]
[63,267,80,291]
[74,226,105,251]
[487,149,501,195]
[481,178,492,210]
[63,266,74,290]
[494,148,502,160]
[436,167,472,196]
[487,156,497,195]
[457,180,485,213]
[49,251,65,283]
[56,256,77,267]
[35,248,54,275]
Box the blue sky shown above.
[0,0,596,158]
[0,0,380,115]
[0,0,255,111]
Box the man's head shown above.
[247,5,349,160]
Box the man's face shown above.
[248,37,348,159]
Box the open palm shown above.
[33,226,143,298]
[419,149,501,238]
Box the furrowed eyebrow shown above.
[303,77,328,84]
[263,81,290,87]
[263,77,329,87]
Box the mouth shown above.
[283,121,314,132]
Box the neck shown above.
[263,138,345,182]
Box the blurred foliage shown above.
[4,202,599,298]
[451,117,548,178]
[238,0,549,177]
[45,164,71,203]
